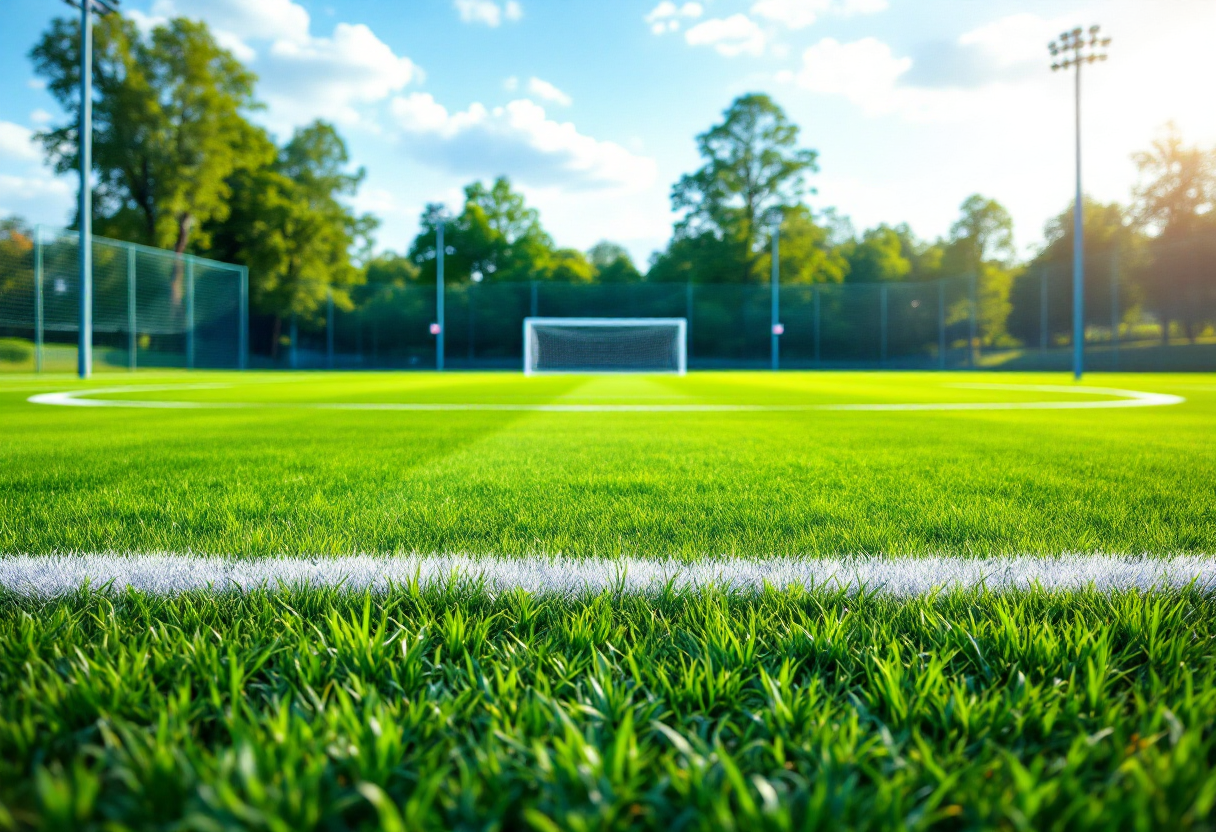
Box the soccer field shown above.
[2,370,1216,829]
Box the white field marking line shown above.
[26,384,1186,412]
[2,554,1214,597]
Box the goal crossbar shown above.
[524,317,687,376]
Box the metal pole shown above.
[77,0,93,379]
[1111,250,1120,370]
[770,226,779,371]
[185,258,195,369]
[938,279,946,369]
[530,280,538,317]
[290,314,297,370]
[1072,59,1085,380]
[238,266,248,370]
[327,286,335,369]
[34,225,44,373]
[1040,268,1048,352]
[127,247,136,370]
[436,220,444,371]
[879,283,888,366]
[813,285,821,366]
[685,280,693,362]
[468,282,476,363]
[968,272,977,369]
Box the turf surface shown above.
[2,370,1215,830]
[2,584,1215,830]
[1,371,1213,556]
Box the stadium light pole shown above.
[767,213,783,371]
[64,0,120,379]
[435,219,444,371]
[1049,25,1110,380]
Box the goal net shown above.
[524,318,687,375]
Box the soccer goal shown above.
[523,318,687,375]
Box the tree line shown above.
[7,13,1216,350]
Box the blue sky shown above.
[2,0,1215,267]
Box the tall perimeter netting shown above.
[524,318,687,375]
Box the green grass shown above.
[2,371,1214,556]
[2,370,1215,829]
[2,584,1215,830]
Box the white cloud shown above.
[454,0,522,27]
[151,0,310,44]
[958,13,1066,68]
[527,77,572,107]
[264,23,418,126]
[749,0,887,29]
[148,0,419,130]
[685,15,766,57]
[0,173,73,223]
[794,37,911,113]
[504,76,519,91]
[29,110,53,126]
[645,2,703,34]
[0,122,39,162]
[27,79,47,91]
[391,94,657,191]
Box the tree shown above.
[587,242,643,283]
[205,121,376,354]
[1008,199,1142,346]
[840,225,912,284]
[408,177,555,284]
[31,15,260,258]
[1130,125,1216,341]
[942,195,1016,346]
[754,206,846,285]
[670,93,818,283]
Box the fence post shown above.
[290,314,298,370]
[879,283,888,367]
[436,220,444,372]
[1040,268,1048,352]
[327,286,335,370]
[34,225,43,373]
[938,279,946,369]
[127,247,136,371]
[770,226,780,371]
[185,257,195,369]
[238,266,248,370]
[968,272,977,369]
[530,281,538,318]
[468,282,477,363]
[813,285,821,367]
[685,281,693,362]
[1111,251,1120,371]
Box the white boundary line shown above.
[26,384,1186,412]
[2,554,1213,597]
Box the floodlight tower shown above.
[1049,25,1110,380]
[64,0,120,379]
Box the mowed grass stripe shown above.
[4,553,1216,597]
[2,371,1213,556]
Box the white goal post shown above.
[523,317,688,375]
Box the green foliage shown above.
[669,94,818,283]
[841,225,912,284]
[206,121,376,322]
[756,206,847,285]
[2,584,1215,830]
[588,242,643,283]
[0,339,33,364]
[30,15,260,256]
[409,177,558,284]
[1130,126,1216,341]
[940,195,1017,346]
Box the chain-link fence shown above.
[4,226,1212,374]
[278,240,1216,372]
[0,227,247,373]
